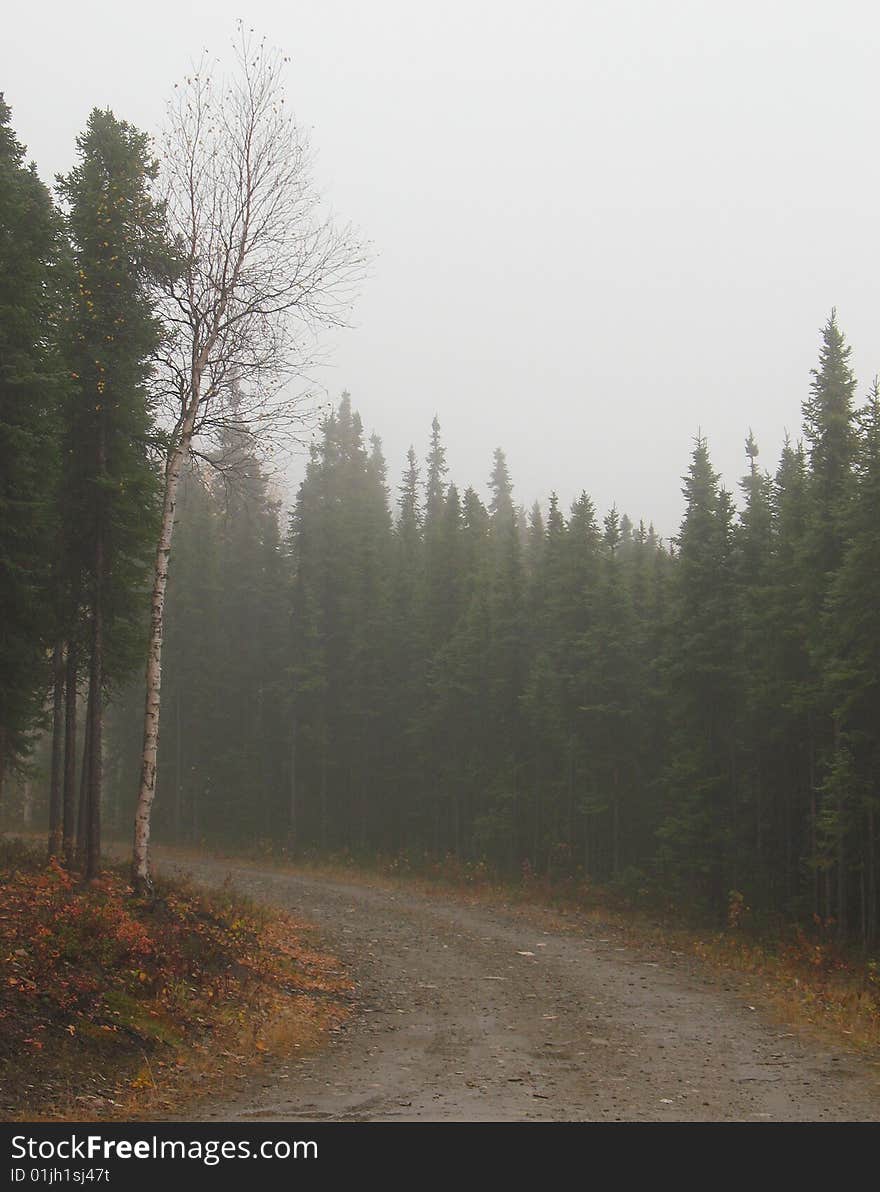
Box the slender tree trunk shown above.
[0,727,6,817]
[76,693,93,865]
[47,641,65,858]
[867,802,876,949]
[451,788,459,856]
[358,759,367,850]
[288,707,297,848]
[84,410,106,883]
[132,428,194,893]
[566,737,575,847]
[809,729,818,917]
[784,762,793,903]
[62,644,78,865]
[174,687,182,843]
[191,781,199,843]
[611,765,621,878]
[833,717,846,941]
[583,787,591,879]
[533,756,540,867]
[320,733,328,850]
[115,754,124,838]
[432,780,440,856]
[86,602,103,881]
[756,769,763,858]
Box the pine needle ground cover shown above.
[0,840,353,1120]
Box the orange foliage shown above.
[0,845,353,1103]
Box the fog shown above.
[6,0,880,535]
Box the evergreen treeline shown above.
[106,315,878,947]
[3,94,879,946]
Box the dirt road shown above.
[160,856,880,1122]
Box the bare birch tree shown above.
[132,28,366,892]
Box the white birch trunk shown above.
[131,420,195,892]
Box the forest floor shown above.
[0,840,353,1121]
[148,850,880,1122]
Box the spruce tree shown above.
[824,381,880,945]
[734,432,775,900]
[57,109,168,876]
[0,96,65,798]
[799,312,857,929]
[659,436,738,915]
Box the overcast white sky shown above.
[5,1,879,536]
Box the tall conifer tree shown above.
[57,109,168,876]
[0,97,65,799]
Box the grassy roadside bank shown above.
[0,840,354,1122]
[210,843,880,1059]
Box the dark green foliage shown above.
[823,382,880,946]
[54,108,169,875]
[0,97,65,783]
[802,310,856,592]
[56,108,167,684]
[657,438,739,913]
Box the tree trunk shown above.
[132,432,194,890]
[84,404,106,883]
[566,737,575,847]
[191,780,199,843]
[833,717,846,941]
[533,756,540,867]
[809,729,818,917]
[288,707,297,848]
[47,641,65,858]
[114,753,124,838]
[784,762,793,903]
[76,693,93,866]
[612,766,620,878]
[62,644,78,866]
[174,687,182,843]
[868,801,877,949]
[86,598,103,881]
[320,735,328,851]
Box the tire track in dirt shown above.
[158,856,880,1122]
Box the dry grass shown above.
[0,841,354,1122]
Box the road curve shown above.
[158,855,880,1122]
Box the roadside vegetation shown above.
[0,840,353,1121]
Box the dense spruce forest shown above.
[114,334,877,947]
[2,92,880,947]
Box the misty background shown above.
[5,0,879,535]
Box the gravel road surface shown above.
[158,856,880,1122]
